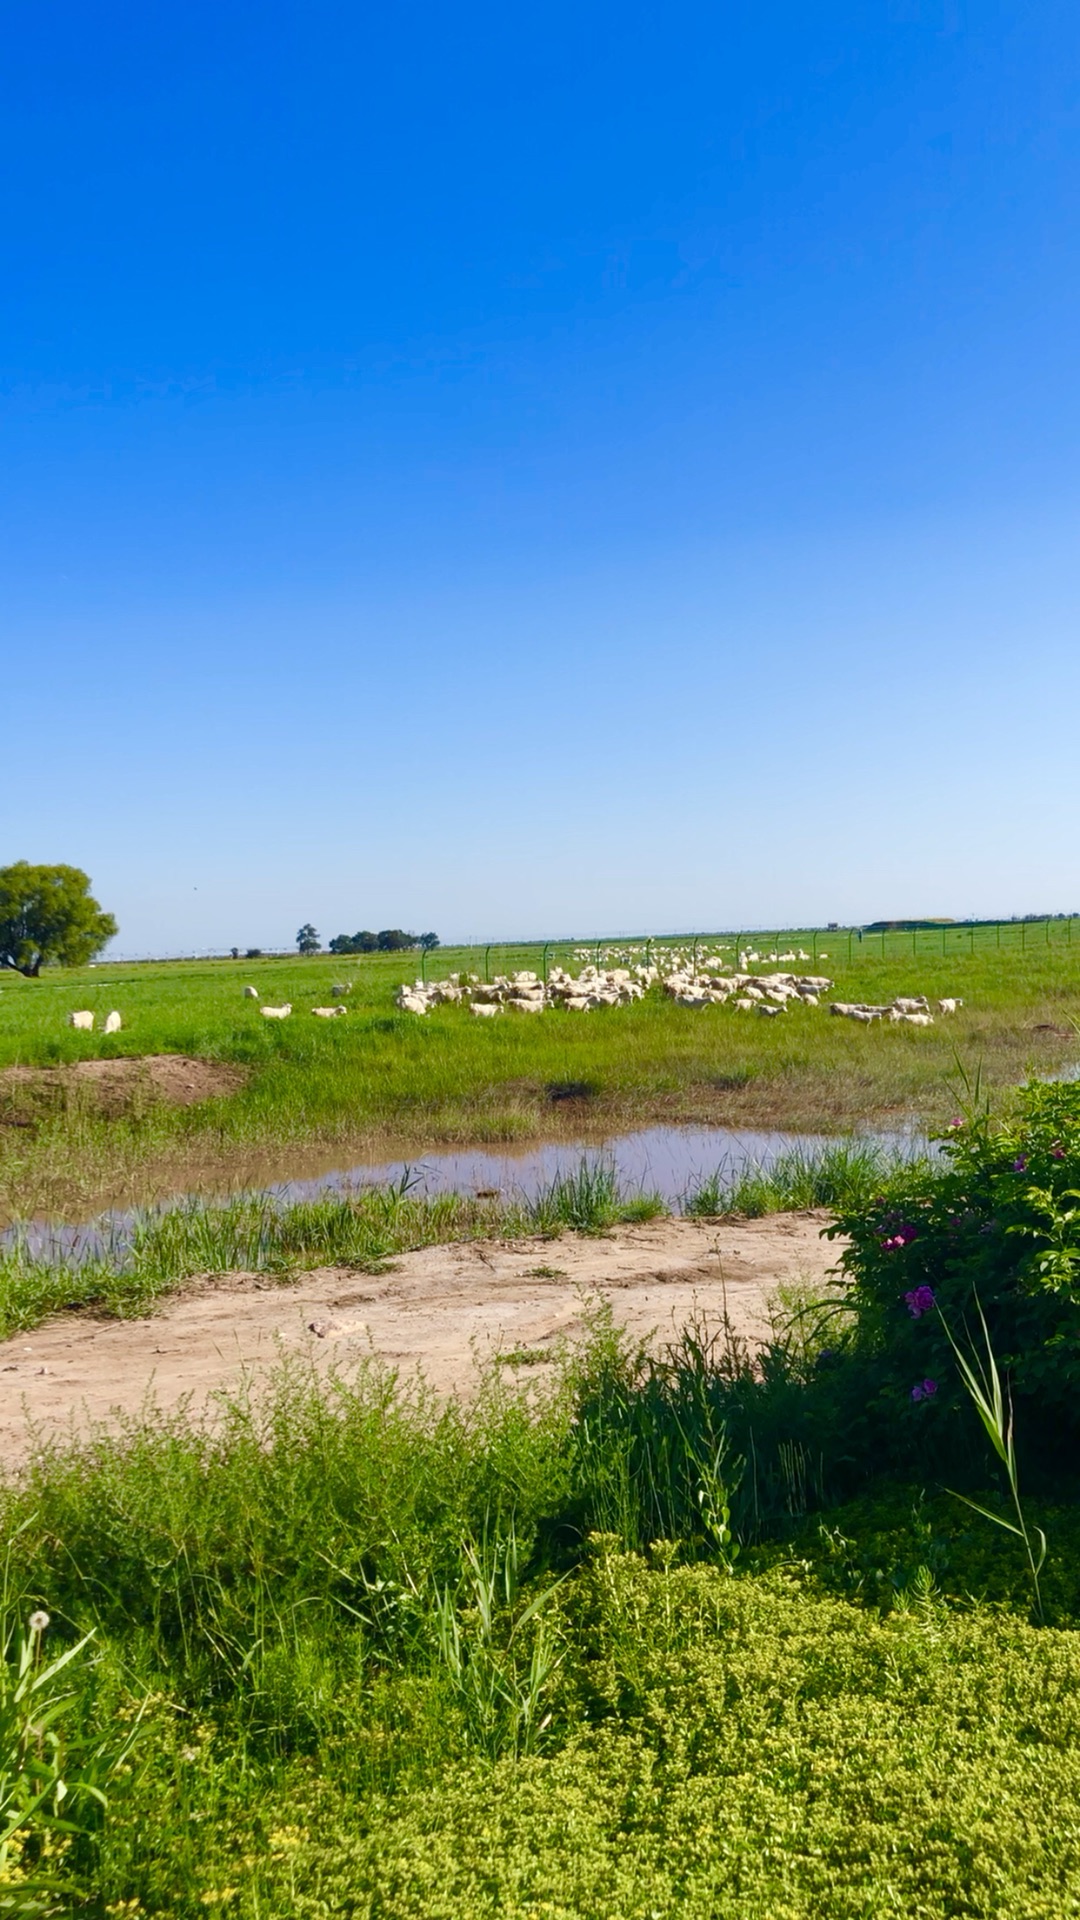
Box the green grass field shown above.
[1,933,1077,1221]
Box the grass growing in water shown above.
[0,1139,903,1338]
[682,1138,902,1218]
[0,1156,671,1336]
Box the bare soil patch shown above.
[0,1055,245,1123]
[0,1212,840,1463]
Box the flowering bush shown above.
[829,1080,1080,1448]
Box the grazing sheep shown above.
[260,1004,292,1020]
[893,997,929,1014]
[330,984,351,999]
[895,1010,934,1027]
[470,1002,501,1018]
[68,1010,94,1031]
[103,1011,122,1034]
[311,1006,347,1018]
[243,986,260,1000]
[757,1004,784,1017]
[937,998,963,1014]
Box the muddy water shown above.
[270,1125,830,1205]
[4,1123,928,1266]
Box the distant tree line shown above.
[325,929,439,954]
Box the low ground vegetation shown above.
[2,1083,1080,1910]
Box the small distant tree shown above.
[419,932,440,952]
[230,947,240,959]
[0,862,117,976]
[355,930,378,952]
[245,948,264,959]
[296,924,320,955]
[376,929,417,952]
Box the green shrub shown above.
[829,1079,1080,1468]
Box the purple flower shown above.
[1012,1155,1028,1173]
[910,1378,938,1404]
[1052,1142,1066,1160]
[880,1222,919,1250]
[904,1285,936,1319]
[947,1117,964,1130]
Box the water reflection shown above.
[5,1123,930,1269]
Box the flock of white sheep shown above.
[392,952,964,1026]
[62,961,964,1033]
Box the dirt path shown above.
[0,1212,841,1462]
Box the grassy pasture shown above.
[0,936,1077,1221]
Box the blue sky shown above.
[4,1,1080,952]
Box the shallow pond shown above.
[5,1123,930,1267]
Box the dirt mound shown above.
[0,1055,245,1122]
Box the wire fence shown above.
[101,917,1080,978]
[407,918,1080,985]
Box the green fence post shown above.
[421,948,427,984]
[542,942,551,983]
[693,937,700,969]
[1021,922,1026,951]
[848,928,853,964]
[484,944,492,982]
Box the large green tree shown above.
[0,862,118,976]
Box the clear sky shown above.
[4,1,1080,953]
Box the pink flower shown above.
[905,1285,936,1319]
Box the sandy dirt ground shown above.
[0,1212,842,1463]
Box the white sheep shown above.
[103,1011,122,1034]
[260,1004,292,1020]
[893,997,929,1014]
[470,1002,501,1018]
[243,986,260,1000]
[68,1011,94,1030]
[937,998,963,1013]
[311,1006,347,1018]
